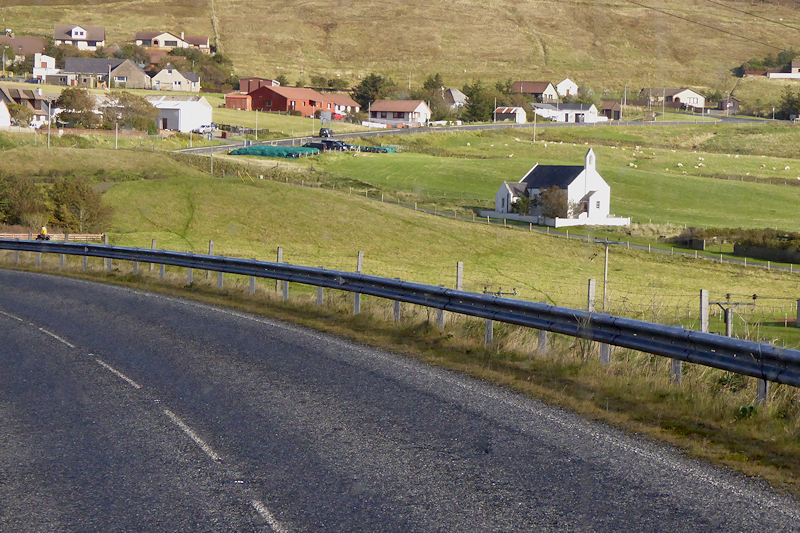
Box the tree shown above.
[0,175,49,226]
[778,87,800,120]
[539,186,569,218]
[328,77,349,91]
[55,87,100,128]
[6,102,33,127]
[50,178,111,233]
[100,91,159,131]
[310,74,327,88]
[275,74,289,86]
[511,195,532,216]
[461,80,496,122]
[352,73,396,108]
[115,44,150,65]
[422,73,444,92]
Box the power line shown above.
[622,0,784,51]
[703,0,800,33]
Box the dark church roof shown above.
[520,164,584,191]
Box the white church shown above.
[491,149,630,228]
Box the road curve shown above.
[0,269,798,532]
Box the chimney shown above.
[180,31,184,40]
[36,88,42,96]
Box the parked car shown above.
[318,127,333,137]
[303,139,353,152]
[193,124,213,134]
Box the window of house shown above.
[380,111,387,118]
[173,81,181,88]
[501,198,505,208]
[265,100,272,107]
[165,40,178,47]
[596,201,600,209]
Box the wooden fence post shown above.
[275,247,283,293]
[206,240,213,279]
[485,319,493,344]
[150,239,156,271]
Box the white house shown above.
[0,101,10,128]
[145,95,212,132]
[135,31,210,53]
[556,78,578,97]
[152,65,201,92]
[532,103,602,123]
[32,53,59,80]
[639,87,705,109]
[368,100,432,127]
[53,25,105,51]
[492,149,630,228]
[494,106,526,124]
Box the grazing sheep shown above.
[508,154,513,158]
[698,157,704,161]
[760,164,766,168]
[786,166,791,170]
[698,163,705,167]
[677,163,683,168]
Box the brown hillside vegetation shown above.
[2,0,799,91]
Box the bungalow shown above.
[0,85,54,127]
[369,100,432,127]
[600,100,622,120]
[151,64,200,92]
[327,93,360,116]
[145,95,212,132]
[249,86,330,117]
[717,95,740,114]
[531,102,601,123]
[0,35,46,63]
[135,31,210,53]
[556,78,578,97]
[638,87,705,109]
[62,57,150,89]
[494,106,526,124]
[493,149,629,227]
[442,88,468,109]
[53,25,105,51]
[512,81,559,103]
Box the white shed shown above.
[556,78,578,97]
[494,106,526,124]
[145,95,212,132]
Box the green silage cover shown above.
[229,146,319,158]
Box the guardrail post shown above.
[59,253,64,270]
[701,290,710,333]
[103,235,109,270]
[275,247,283,293]
[283,278,289,301]
[159,264,165,280]
[485,319,493,344]
[354,251,364,315]
[249,264,256,295]
[36,252,41,267]
[600,344,610,365]
[132,260,138,274]
[217,271,223,289]
[317,286,324,305]
[150,239,156,271]
[757,377,770,405]
[725,308,733,337]
[206,240,213,279]
[394,300,401,322]
[82,255,87,271]
[456,262,463,291]
[187,267,193,284]
[436,285,445,329]
[14,250,18,264]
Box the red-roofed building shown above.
[327,93,360,116]
[249,86,332,117]
[512,81,559,103]
[239,78,280,93]
[225,93,252,110]
[369,100,431,127]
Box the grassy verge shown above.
[5,252,800,500]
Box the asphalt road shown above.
[1,270,799,532]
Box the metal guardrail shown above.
[3,239,799,387]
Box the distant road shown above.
[2,270,799,532]
[178,114,775,156]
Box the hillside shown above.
[3,0,800,95]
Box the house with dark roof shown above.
[442,88,467,110]
[0,85,55,127]
[512,81,559,103]
[53,25,105,51]
[135,31,210,54]
[369,100,431,127]
[61,57,150,89]
[493,149,629,227]
[0,35,46,63]
[249,86,331,117]
[327,93,360,116]
[151,64,200,92]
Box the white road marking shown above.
[95,358,142,390]
[251,500,289,533]
[38,328,75,348]
[163,408,221,462]
[0,310,23,321]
